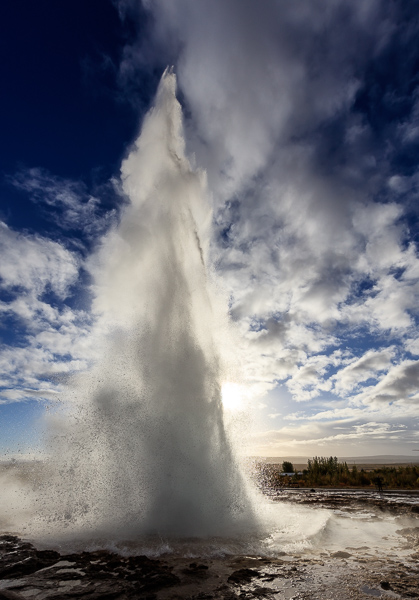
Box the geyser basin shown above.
[1,504,418,600]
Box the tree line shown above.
[257,456,419,489]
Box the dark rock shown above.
[331,551,352,559]
[261,574,277,581]
[36,549,61,561]
[380,581,392,590]
[0,535,61,580]
[134,570,181,592]
[0,555,58,578]
[49,590,122,600]
[0,536,183,598]
[0,591,27,600]
[189,562,209,570]
[227,568,261,585]
[0,536,20,544]
[182,562,210,578]
[252,586,276,597]
[396,527,419,536]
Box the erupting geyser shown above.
[38,69,257,542]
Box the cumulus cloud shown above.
[0,221,79,299]
[332,349,395,396]
[0,222,93,402]
[11,168,119,236]
[114,0,419,454]
[355,359,419,406]
[0,162,129,405]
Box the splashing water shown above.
[28,69,259,544]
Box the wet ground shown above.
[0,532,418,600]
[266,488,419,516]
[0,490,418,599]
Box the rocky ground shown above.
[0,532,418,600]
[0,491,418,600]
[267,488,419,517]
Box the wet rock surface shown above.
[269,488,419,517]
[0,536,179,599]
[0,531,418,600]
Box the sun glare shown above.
[221,382,245,412]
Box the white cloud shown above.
[286,353,337,402]
[114,1,419,457]
[354,359,419,406]
[333,348,395,396]
[405,338,419,356]
[0,221,79,299]
[250,414,419,457]
[11,168,118,236]
[0,221,95,402]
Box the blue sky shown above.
[1,0,419,457]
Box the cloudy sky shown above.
[1,0,419,458]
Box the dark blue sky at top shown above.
[0,0,162,238]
